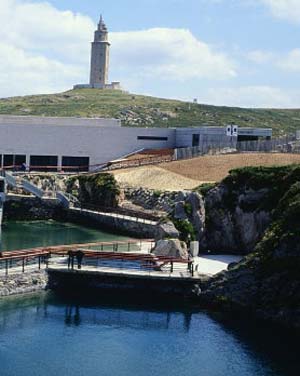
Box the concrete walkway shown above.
[194,255,243,275]
[69,207,158,225]
[0,254,244,279]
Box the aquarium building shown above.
[0,115,272,172]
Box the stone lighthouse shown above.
[90,15,110,88]
[74,15,121,90]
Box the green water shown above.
[0,220,129,251]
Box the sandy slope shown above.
[112,166,201,191]
[112,153,300,191]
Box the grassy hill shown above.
[1,88,300,135]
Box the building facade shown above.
[0,115,272,172]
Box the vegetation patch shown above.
[172,219,196,243]
[2,88,300,133]
[77,173,120,207]
[195,182,217,196]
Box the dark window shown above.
[62,156,90,172]
[192,134,200,147]
[3,155,26,170]
[237,135,259,142]
[137,136,168,141]
[3,155,13,168]
[30,156,58,172]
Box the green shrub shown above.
[195,182,217,196]
[78,173,120,207]
[172,219,196,243]
[184,202,193,216]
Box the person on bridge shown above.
[76,250,84,269]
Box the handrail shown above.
[79,203,160,222]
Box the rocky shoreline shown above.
[1,165,300,330]
[0,271,48,298]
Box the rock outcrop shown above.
[156,222,180,240]
[197,165,300,330]
[151,239,189,259]
[200,184,271,254]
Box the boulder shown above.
[156,221,179,240]
[152,239,189,259]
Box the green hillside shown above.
[1,88,300,135]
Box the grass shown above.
[1,88,300,135]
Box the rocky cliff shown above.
[198,165,300,329]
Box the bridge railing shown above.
[49,250,194,276]
[78,203,160,222]
[0,240,156,275]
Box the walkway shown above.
[69,207,158,225]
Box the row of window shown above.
[0,155,90,172]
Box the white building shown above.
[0,115,272,172]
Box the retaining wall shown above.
[66,208,159,238]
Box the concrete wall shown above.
[66,208,159,239]
[175,127,230,148]
[47,269,198,299]
[0,116,273,170]
[0,118,175,167]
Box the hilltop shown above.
[1,89,300,135]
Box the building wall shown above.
[176,127,230,148]
[0,116,273,171]
[0,119,175,168]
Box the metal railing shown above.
[50,250,194,276]
[78,203,160,222]
[0,240,156,275]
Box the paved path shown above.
[194,255,243,275]
[70,207,158,226]
[0,254,244,278]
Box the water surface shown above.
[0,220,129,251]
[0,293,299,376]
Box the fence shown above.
[0,240,156,275]
[174,138,237,161]
[78,203,160,222]
[52,249,194,276]
[236,135,297,153]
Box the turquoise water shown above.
[0,220,129,251]
[0,293,299,376]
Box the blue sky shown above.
[1,0,300,107]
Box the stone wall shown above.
[48,269,199,299]
[4,195,64,221]
[66,208,159,239]
[0,270,48,297]
[124,187,188,213]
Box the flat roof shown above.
[0,115,121,127]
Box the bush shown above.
[195,182,217,196]
[78,173,120,207]
[172,219,196,243]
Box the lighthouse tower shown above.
[90,15,110,88]
[74,15,120,90]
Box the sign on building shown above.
[226,125,238,137]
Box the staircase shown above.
[3,171,79,208]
